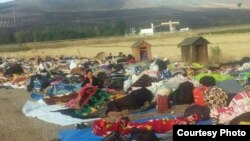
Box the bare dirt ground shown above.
[0,88,187,141]
[0,88,62,141]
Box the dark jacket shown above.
[81,77,104,88]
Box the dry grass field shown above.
[0,26,250,63]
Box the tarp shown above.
[22,100,100,126]
[46,83,81,97]
[58,128,103,141]
[31,92,44,100]
[195,73,234,82]
[238,68,250,73]
[217,80,244,94]
[238,72,250,80]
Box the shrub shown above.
[210,46,222,64]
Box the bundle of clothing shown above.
[106,87,153,116]
[93,114,201,136]
[210,92,250,124]
[168,81,194,106]
[65,84,111,116]
[219,57,250,68]
[27,74,51,92]
[229,112,250,125]
[4,63,24,77]
[45,83,81,97]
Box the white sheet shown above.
[3,82,26,89]
[22,100,100,126]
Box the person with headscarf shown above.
[81,69,104,88]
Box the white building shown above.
[139,23,154,35]
[180,27,190,32]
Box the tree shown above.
[210,46,222,64]
[237,2,242,9]
[14,31,34,43]
[114,20,127,35]
[0,29,15,44]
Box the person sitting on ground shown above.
[106,53,113,61]
[118,52,126,58]
[81,69,104,88]
[37,56,42,65]
[163,58,170,66]
[0,57,3,64]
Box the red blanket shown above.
[93,114,201,136]
[66,84,98,109]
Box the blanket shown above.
[66,84,99,109]
[22,100,100,126]
[46,83,81,97]
[58,116,212,141]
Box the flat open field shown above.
[0,26,250,62]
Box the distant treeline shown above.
[1,8,250,45]
[0,20,127,45]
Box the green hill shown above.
[0,0,250,45]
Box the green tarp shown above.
[195,73,234,82]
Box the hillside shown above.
[160,0,250,9]
[1,0,249,28]
[2,0,250,11]
[0,0,250,45]
[1,7,249,29]
[124,0,250,9]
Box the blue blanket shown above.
[31,92,44,100]
[58,128,102,141]
[46,83,81,96]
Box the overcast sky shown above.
[0,0,14,3]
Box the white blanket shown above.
[22,100,100,126]
[3,82,26,89]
